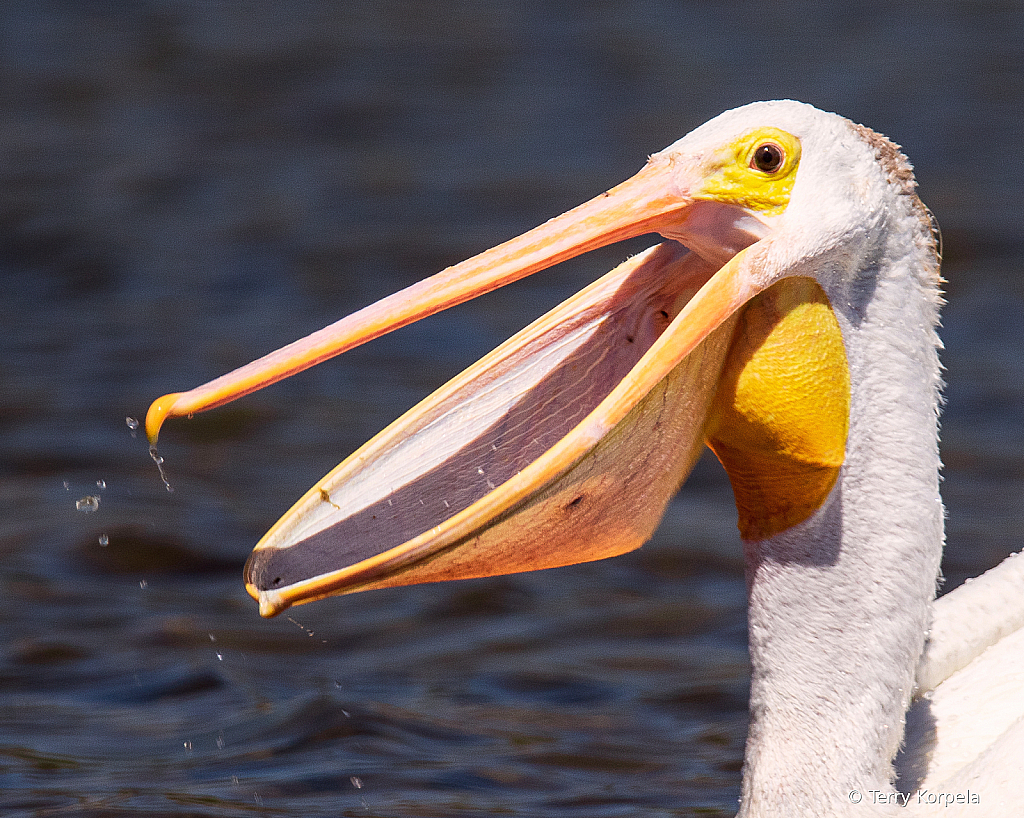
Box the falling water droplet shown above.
[149,445,174,493]
[126,417,139,431]
[96,479,106,490]
[76,495,100,513]
[98,534,109,547]
[139,579,148,589]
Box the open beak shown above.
[146,151,777,617]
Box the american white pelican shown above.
[147,101,1024,816]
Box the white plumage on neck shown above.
[734,106,944,816]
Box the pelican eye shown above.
[698,128,799,214]
[751,142,785,173]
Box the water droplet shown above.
[350,776,363,789]
[98,534,109,547]
[126,417,139,431]
[216,652,223,661]
[286,616,318,638]
[208,633,216,642]
[76,495,100,513]
[216,733,225,749]
[149,445,174,492]
[139,579,148,589]
[62,481,70,491]
[231,776,239,785]
[183,741,192,751]
[96,479,106,490]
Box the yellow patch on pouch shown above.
[706,277,850,540]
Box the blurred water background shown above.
[1,2,1022,816]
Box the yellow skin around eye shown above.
[705,277,851,542]
[694,127,803,216]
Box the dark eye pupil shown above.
[753,143,784,172]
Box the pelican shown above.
[147,101,1024,815]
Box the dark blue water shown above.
[1,3,1022,816]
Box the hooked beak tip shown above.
[145,392,183,444]
[252,586,287,618]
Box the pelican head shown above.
[146,100,938,615]
[149,101,958,815]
